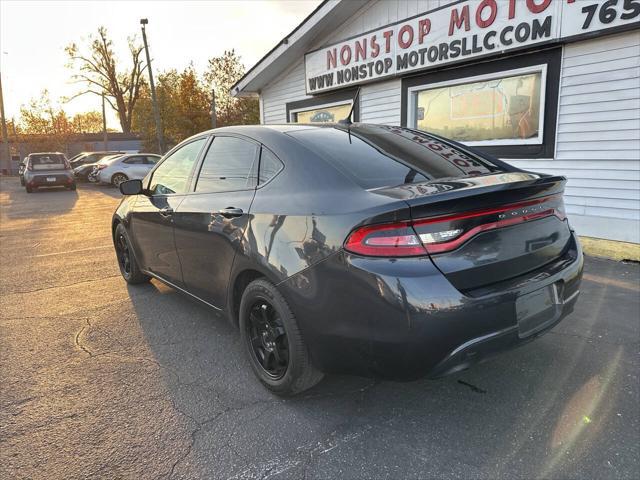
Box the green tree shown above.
[204,50,259,127]
[71,111,105,133]
[66,27,146,133]
[133,66,211,152]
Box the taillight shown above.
[344,221,427,257]
[345,195,566,257]
[97,164,107,170]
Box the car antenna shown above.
[338,86,361,127]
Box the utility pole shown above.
[140,18,164,154]
[102,93,108,151]
[211,89,217,129]
[0,72,11,174]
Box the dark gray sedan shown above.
[111,124,583,395]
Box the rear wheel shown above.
[114,223,150,284]
[111,173,128,187]
[240,279,323,396]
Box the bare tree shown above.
[66,27,146,133]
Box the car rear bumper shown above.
[26,174,75,187]
[279,231,583,380]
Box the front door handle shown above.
[159,207,173,217]
[217,207,244,218]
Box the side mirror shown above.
[119,179,144,196]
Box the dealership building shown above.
[233,0,640,244]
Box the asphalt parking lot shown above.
[1,176,639,480]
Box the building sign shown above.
[305,0,640,94]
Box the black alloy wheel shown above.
[113,224,150,284]
[116,231,132,277]
[239,278,323,395]
[246,300,289,379]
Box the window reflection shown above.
[416,71,543,143]
[292,103,351,123]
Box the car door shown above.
[173,135,259,308]
[129,137,208,286]
[120,155,148,179]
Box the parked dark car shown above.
[23,152,76,193]
[112,124,583,395]
[71,151,125,181]
[18,157,28,186]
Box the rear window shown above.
[287,125,504,190]
[29,154,66,171]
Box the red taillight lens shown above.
[345,195,566,257]
[344,221,427,257]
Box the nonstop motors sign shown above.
[305,0,640,94]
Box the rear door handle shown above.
[217,207,244,218]
[159,207,173,217]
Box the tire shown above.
[111,173,128,187]
[114,223,150,285]
[240,278,323,396]
[26,186,33,193]
[68,183,77,191]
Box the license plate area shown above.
[46,177,56,182]
[516,283,562,338]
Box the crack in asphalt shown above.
[4,274,121,296]
[74,318,94,356]
[457,380,487,394]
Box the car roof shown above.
[28,152,65,156]
[180,123,389,146]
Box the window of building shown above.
[409,65,546,147]
[290,101,352,123]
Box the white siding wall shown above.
[509,31,640,243]
[259,3,640,244]
[261,60,309,124]
[261,0,455,124]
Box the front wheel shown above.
[111,173,128,187]
[114,223,150,284]
[239,279,323,396]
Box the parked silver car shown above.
[94,153,161,186]
[23,152,76,193]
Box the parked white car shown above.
[94,153,161,186]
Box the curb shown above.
[580,236,640,262]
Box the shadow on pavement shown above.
[120,256,639,479]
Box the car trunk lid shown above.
[371,173,571,291]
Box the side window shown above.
[145,156,160,165]
[195,136,259,193]
[149,138,206,195]
[259,148,283,185]
[123,156,144,164]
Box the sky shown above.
[0,0,321,129]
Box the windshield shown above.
[288,125,504,190]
